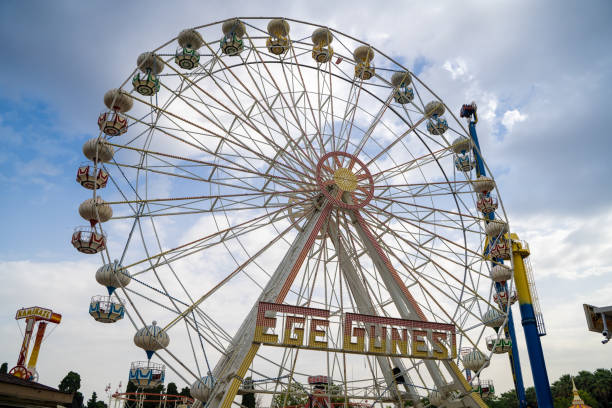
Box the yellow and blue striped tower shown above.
[511,236,554,406]
[460,102,528,407]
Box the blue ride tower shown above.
[459,103,527,407]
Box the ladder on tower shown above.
[521,244,546,336]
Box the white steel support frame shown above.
[349,208,486,407]
[209,202,332,408]
[327,219,422,408]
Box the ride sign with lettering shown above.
[254,302,456,360]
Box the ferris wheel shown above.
[72,18,519,408]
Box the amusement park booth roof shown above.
[0,373,74,407]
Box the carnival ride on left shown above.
[10,306,62,382]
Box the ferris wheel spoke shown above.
[106,189,316,207]
[380,246,489,350]
[244,35,310,138]
[350,90,395,159]
[336,77,365,161]
[107,142,316,190]
[124,109,301,185]
[365,115,428,167]
[286,36,326,151]
[330,213,424,403]
[368,147,449,183]
[334,213,386,309]
[159,202,317,332]
[201,41,320,177]
[365,204,483,236]
[240,60,320,175]
[128,92,316,184]
[370,191,482,223]
[372,179,472,195]
[123,196,309,277]
[136,208,312,279]
[121,280,228,372]
[358,208,492,313]
[283,57,330,156]
[361,203,483,270]
[164,85,315,187]
[109,160,308,200]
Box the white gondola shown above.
[96,261,131,294]
[391,71,414,104]
[133,52,163,95]
[76,163,108,190]
[490,237,512,260]
[266,19,290,55]
[477,193,498,213]
[190,374,214,403]
[97,110,128,136]
[97,89,133,135]
[78,197,112,227]
[455,153,475,172]
[175,29,203,69]
[494,290,517,308]
[462,349,489,372]
[483,308,506,328]
[490,264,513,282]
[485,219,508,238]
[129,361,165,388]
[472,176,495,194]
[89,295,125,323]
[353,45,375,80]
[82,138,114,163]
[134,321,170,359]
[427,115,449,135]
[477,379,495,398]
[71,226,106,254]
[486,335,512,354]
[221,19,245,56]
[311,27,333,63]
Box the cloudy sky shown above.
[1,0,611,403]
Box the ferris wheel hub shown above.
[333,167,358,192]
[316,151,374,210]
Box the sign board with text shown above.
[254,302,456,360]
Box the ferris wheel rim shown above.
[81,17,516,403]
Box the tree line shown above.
[3,363,610,408]
[483,368,612,408]
[54,370,193,408]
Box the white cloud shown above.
[443,58,470,80]
[501,109,528,131]
[1,0,612,402]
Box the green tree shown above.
[166,382,178,396]
[271,383,307,408]
[241,377,256,408]
[59,371,81,393]
[326,383,345,404]
[86,391,98,408]
[143,384,164,408]
[482,389,517,408]
[59,371,83,407]
[124,381,137,408]
[0,362,8,375]
[591,368,612,407]
[483,368,612,408]
[86,391,107,408]
[525,386,537,407]
[179,386,191,397]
